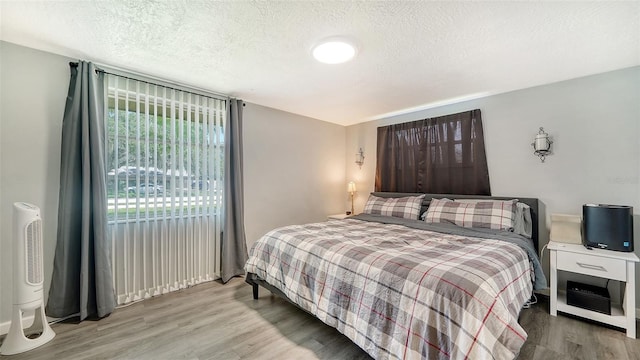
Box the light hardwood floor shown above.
[1,278,639,359]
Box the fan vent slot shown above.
[25,219,43,285]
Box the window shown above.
[375,109,490,195]
[105,74,226,304]
[105,77,225,222]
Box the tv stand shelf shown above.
[548,241,638,338]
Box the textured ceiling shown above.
[1,1,639,126]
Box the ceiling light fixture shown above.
[312,39,356,64]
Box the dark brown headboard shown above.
[371,192,540,253]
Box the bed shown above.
[244,192,546,360]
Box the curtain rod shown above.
[68,61,231,102]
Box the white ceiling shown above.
[1,1,639,126]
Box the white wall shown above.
[0,41,347,328]
[346,66,640,303]
[0,41,71,329]
[243,103,346,250]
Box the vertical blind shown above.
[105,74,226,304]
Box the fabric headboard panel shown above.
[371,192,540,253]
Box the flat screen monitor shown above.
[582,204,633,252]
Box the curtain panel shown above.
[375,109,491,195]
[221,99,248,283]
[47,61,116,320]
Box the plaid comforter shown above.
[245,218,535,360]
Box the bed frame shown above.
[247,192,540,300]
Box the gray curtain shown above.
[46,61,116,320]
[221,99,248,283]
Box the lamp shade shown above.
[348,181,356,193]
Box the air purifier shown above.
[0,202,55,355]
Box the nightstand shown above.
[327,213,351,220]
[548,241,639,338]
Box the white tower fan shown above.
[0,202,55,355]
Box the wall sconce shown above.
[355,148,364,168]
[531,127,552,162]
[347,181,356,215]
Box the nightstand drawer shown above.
[557,251,626,281]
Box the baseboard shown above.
[534,290,550,300]
[0,315,35,336]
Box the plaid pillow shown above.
[424,198,517,230]
[363,194,425,220]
